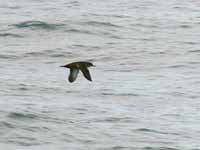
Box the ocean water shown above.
[0,0,200,149]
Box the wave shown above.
[188,50,200,53]
[183,41,198,45]
[166,64,186,69]
[65,28,120,39]
[0,50,73,61]
[0,33,23,38]
[179,24,191,28]
[82,21,121,28]
[131,23,158,28]
[0,121,15,128]
[90,13,131,18]
[7,112,38,120]
[143,146,179,150]
[65,28,96,35]
[136,128,179,136]
[13,21,65,30]
[23,50,73,59]
[101,92,139,97]
[137,128,164,134]
[0,54,18,60]
[92,117,133,123]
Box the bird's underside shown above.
[68,68,92,83]
[68,68,79,82]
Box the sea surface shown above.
[0,0,200,150]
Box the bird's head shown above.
[86,62,95,67]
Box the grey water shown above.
[0,0,200,149]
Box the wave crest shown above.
[0,33,23,38]
[13,21,65,30]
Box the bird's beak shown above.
[60,65,65,67]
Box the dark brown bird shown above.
[60,61,95,83]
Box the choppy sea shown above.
[0,0,200,149]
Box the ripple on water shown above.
[101,92,139,97]
[0,33,23,38]
[92,117,134,124]
[179,24,192,29]
[143,147,180,150]
[166,64,186,69]
[188,50,200,54]
[6,137,42,146]
[136,128,179,136]
[82,21,121,28]
[13,21,65,30]
[0,54,18,60]
[0,121,15,129]
[6,50,73,61]
[65,28,97,35]
[7,112,38,120]
[30,50,72,58]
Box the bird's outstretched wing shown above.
[80,67,92,81]
[69,68,79,83]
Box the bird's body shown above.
[60,61,94,83]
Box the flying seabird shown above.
[60,61,95,83]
